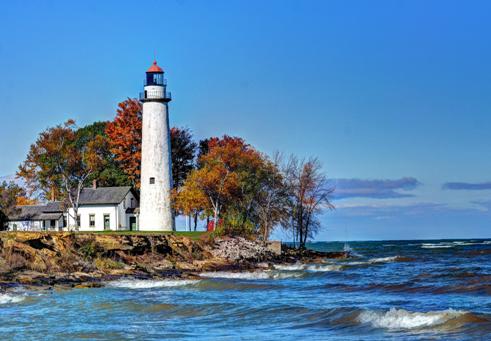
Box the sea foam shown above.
[199,271,302,280]
[368,256,401,263]
[0,293,25,305]
[273,263,306,271]
[358,308,467,330]
[107,279,200,289]
[421,243,454,249]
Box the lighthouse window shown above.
[149,177,155,184]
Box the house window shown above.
[89,214,96,227]
[50,220,56,228]
[130,198,134,208]
[149,177,155,184]
[63,215,67,227]
[103,214,110,230]
[77,215,81,227]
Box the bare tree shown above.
[255,152,290,240]
[283,156,334,249]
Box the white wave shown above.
[273,263,306,271]
[358,308,467,330]
[421,243,454,249]
[107,279,200,289]
[368,256,400,263]
[199,270,302,280]
[345,261,370,266]
[200,271,271,280]
[453,241,491,246]
[0,293,25,304]
[305,264,342,272]
[269,271,305,279]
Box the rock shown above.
[0,232,349,288]
[210,237,277,261]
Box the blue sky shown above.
[1,0,491,240]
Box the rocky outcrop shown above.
[210,237,281,262]
[0,232,347,289]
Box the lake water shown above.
[1,239,491,340]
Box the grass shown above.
[0,230,207,240]
[89,230,207,240]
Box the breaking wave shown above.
[421,243,454,249]
[0,293,25,305]
[273,263,342,272]
[273,263,306,271]
[368,256,403,263]
[199,271,302,280]
[305,264,342,272]
[357,308,479,330]
[107,279,200,289]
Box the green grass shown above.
[89,230,207,240]
[0,230,207,240]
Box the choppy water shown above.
[2,239,491,340]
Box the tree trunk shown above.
[193,213,198,231]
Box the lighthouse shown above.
[139,60,174,231]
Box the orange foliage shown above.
[105,99,142,188]
[174,136,264,225]
[16,196,38,206]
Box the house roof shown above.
[8,205,63,221]
[78,186,133,205]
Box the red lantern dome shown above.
[147,60,163,73]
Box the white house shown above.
[7,202,65,231]
[7,186,139,232]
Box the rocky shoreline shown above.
[0,232,348,291]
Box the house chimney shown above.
[92,180,97,189]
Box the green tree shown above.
[76,121,130,187]
[170,127,197,189]
[0,181,26,229]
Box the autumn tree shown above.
[105,99,143,188]
[175,136,289,237]
[0,181,27,229]
[18,120,106,229]
[282,156,334,249]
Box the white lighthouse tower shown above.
[139,60,174,231]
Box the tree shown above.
[0,181,26,229]
[106,99,143,188]
[254,153,290,240]
[18,120,105,229]
[174,136,289,237]
[76,121,130,187]
[283,156,334,249]
[170,127,197,189]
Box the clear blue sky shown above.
[1,0,491,240]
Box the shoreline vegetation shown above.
[1,98,335,250]
[0,232,348,291]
